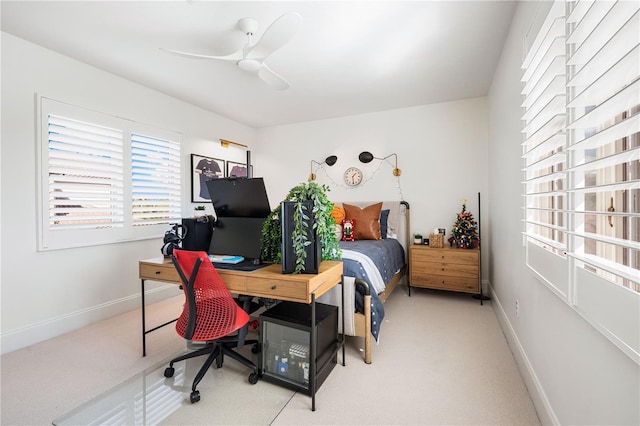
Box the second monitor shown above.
[205,177,270,218]
[205,177,271,270]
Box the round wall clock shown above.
[343,167,363,186]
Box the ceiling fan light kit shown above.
[237,59,262,72]
[161,12,302,90]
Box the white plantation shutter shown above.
[131,132,181,226]
[566,0,640,294]
[47,114,125,230]
[39,98,182,250]
[521,0,568,293]
[522,0,640,363]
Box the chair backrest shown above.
[171,249,249,341]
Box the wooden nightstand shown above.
[409,245,480,296]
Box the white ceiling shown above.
[1,1,517,128]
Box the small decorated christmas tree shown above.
[450,198,478,249]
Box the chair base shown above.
[164,340,259,403]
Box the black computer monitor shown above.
[205,177,271,218]
[205,177,271,266]
[208,217,266,260]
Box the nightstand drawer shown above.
[412,261,478,278]
[412,249,478,265]
[410,274,479,293]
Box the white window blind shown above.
[47,114,125,230]
[566,0,640,293]
[131,132,181,227]
[39,98,182,250]
[521,0,568,272]
[522,0,640,363]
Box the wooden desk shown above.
[139,257,344,410]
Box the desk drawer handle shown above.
[155,271,161,275]
[271,285,277,290]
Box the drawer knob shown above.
[271,285,277,290]
[155,271,161,275]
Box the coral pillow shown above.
[343,202,383,240]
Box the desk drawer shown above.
[220,274,248,293]
[140,263,180,283]
[246,277,307,301]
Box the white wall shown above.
[254,98,489,250]
[0,33,256,354]
[487,2,639,425]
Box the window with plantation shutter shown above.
[566,0,639,293]
[521,0,568,296]
[38,97,182,250]
[131,131,181,227]
[47,114,125,230]
[522,0,640,364]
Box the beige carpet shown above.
[1,286,540,425]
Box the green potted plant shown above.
[414,233,423,244]
[194,205,206,217]
[261,181,342,274]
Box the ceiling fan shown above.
[161,12,302,90]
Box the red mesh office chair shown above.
[164,249,259,403]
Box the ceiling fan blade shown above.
[160,47,242,62]
[258,64,290,90]
[247,12,302,60]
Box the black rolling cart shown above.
[259,301,339,404]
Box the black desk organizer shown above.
[259,301,338,395]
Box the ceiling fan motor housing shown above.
[238,17,258,35]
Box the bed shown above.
[319,200,410,364]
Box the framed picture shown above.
[191,154,225,202]
[227,161,248,178]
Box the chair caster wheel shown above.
[164,367,174,378]
[190,390,200,403]
[248,371,259,384]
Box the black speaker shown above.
[281,201,321,274]
[181,216,214,251]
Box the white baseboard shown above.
[489,282,559,426]
[1,284,178,355]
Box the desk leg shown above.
[141,278,179,357]
[341,276,345,367]
[310,292,316,412]
[141,278,147,357]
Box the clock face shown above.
[344,167,363,186]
